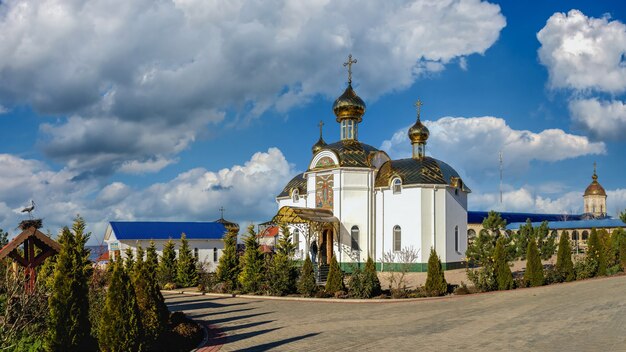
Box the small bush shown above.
[424,248,447,296]
[334,290,347,299]
[453,282,471,295]
[163,282,178,290]
[325,255,344,294]
[524,239,544,287]
[172,322,201,339]
[297,255,317,297]
[574,257,598,280]
[607,264,622,276]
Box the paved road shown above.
[165,276,626,351]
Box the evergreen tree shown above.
[176,233,198,288]
[513,219,533,260]
[524,239,544,287]
[617,228,626,271]
[362,256,381,298]
[99,258,143,352]
[134,244,145,276]
[535,221,557,260]
[134,241,169,349]
[238,226,265,293]
[47,216,93,351]
[0,228,7,247]
[620,210,626,224]
[588,229,606,276]
[297,254,317,297]
[158,239,177,287]
[555,231,575,282]
[482,210,507,237]
[216,229,240,291]
[424,248,448,296]
[494,238,514,290]
[124,247,135,272]
[269,224,298,296]
[325,254,344,294]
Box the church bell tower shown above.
[332,54,366,141]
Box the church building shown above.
[270,56,470,272]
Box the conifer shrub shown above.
[47,216,94,351]
[424,248,447,296]
[325,254,344,294]
[574,256,598,280]
[133,241,169,349]
[348,266,364,298]
[297,254,317,297]
[99,258,143,352]
[555,231,575,282]
[124,247,135,272]
[158,239,177,287]
[216,229,240,292]
[494,238,514,290]
[269,225,298,296]
[177,233,199,288]
[587,229,606,276]
[524,239,544,287]
[238,226,265,293]
[619,229,626,271]
[362,257,381,298]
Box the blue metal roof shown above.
[468,211,583,225]
[109,221,228,240]
[507,218,625,231]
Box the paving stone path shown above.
[165,275,626,351]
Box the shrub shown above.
[297,254,317,297]
[361,257,381,298]
[47,216,94,351]
[524,239,544,287]
[216,229,240,292]
[587,229,606,277]
[494,238,514,290]
[555,231,575,282]
[325,254,344,294]
[158,240,177,287]
[268,225,298,296]
[177,233,199,288]
[238,226,265,294]
[575,257,598,280]
[424,248,447,296]
[348,266,364,298]
[453,282,471,295]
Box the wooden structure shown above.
[0,226,60,292]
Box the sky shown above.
[1,0,626,244]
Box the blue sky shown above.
[0,0,625,243]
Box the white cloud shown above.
[470,187,583,215]
[0,105,8,114]
[118,157,177,174]
[0,0,506,172]
[538,9,626,93]
[0,148,295,242]
[569,98,626,140]
[380,116,606,177]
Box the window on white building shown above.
[213,247,218,262]
[393,178,402,194]
[292,189,299,203]
[393,225,401,252]
[454,226,459,253]
[194,248,199,259]
[351,226,359,251]
[294,228,300,251]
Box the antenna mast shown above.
[499,151,503,204]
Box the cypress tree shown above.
[269,224,298,296]
[124,247,135,272]
[618,229,626,271]
[176,233,198,288]
[47,216,94,351]
[238,225,265,293]
[216,229,240,291]
[99,258,143,352]
[524,239,544,287]
[158,239,177,287]
[555,231,575,282]
[362,256,381,298]
[494,238,514,290]
[134,241,169,348]
[325,254,344,294]
[297,254,317,297]
[514,219,533,260]
[588,229,606,276]
[424,248,448,296]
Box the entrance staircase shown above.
[316,264,330,284]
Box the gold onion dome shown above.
[408,118,429,144]
[584,169,606,196]
[312,136,326,154]
[333,84,366,123]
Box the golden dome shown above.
[333,84,365,123]
[408,119,429,144]
[312,137,326,154]
[584,173,606,197]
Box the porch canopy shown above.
[270,206,338,224]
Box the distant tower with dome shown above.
[270,55,470,273]
[583,163,607,219]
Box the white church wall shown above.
[444,188,468,264]
[337,169,373,263]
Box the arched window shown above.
[194,248,199,259]
[455,226,460,253]
[293,228,300,251]
[572,231,579,241]
[582,231,589,241]
[393,178,402,194]
[213,247,218,262]
[393,225,401,252]
[292,189,299,203]
[351,226,359,251]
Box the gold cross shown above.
[593,162,597,175]
[318,120,324,138]
[415,99,423,120]
[343,54,357,85]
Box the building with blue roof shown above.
[104,219,238,271]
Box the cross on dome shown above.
[343,54,357,85]
[415,99,423,120]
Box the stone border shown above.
[191,321,225,352]
[164,274,626,304]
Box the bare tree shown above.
[381,246,420,297]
